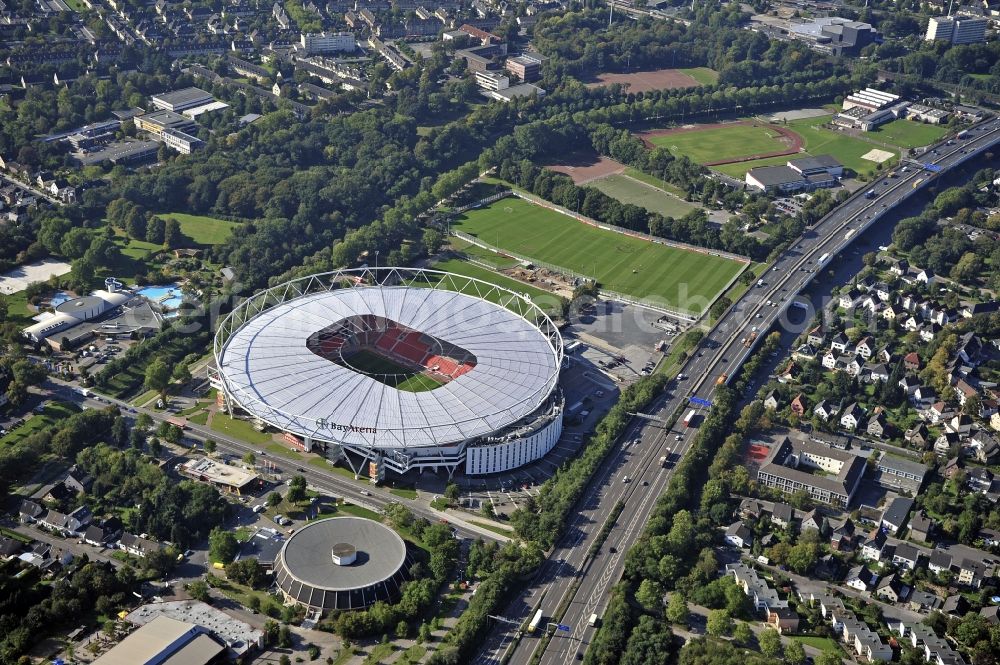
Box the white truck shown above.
[589,613,600,627]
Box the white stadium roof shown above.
[216,278,561,450]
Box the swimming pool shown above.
[49,291,73,307]
[135,284,184,310]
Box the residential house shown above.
[865,363,891,384]
[956,559,992,589]
[899,376,920,395]
[814,399,838,421]
[840,402,863,431]
[861,528,888,562]
[0,537,24,561]
[822,351,839,370]
[830,332,850,353]
[947,414,974,438]
[966,467,994,494]
[845,565,879,592]
[904,423,930,449]
[875,574,907,603]
[801,509,828,535]
[856,337,875,359]
[739,498,764,520]
[763,391,780,411]
[839,289,861,309]
[829,517,855,551]
[908,511,934,543]
[19,499,44,524]
[807,326,825,347]
[867,411,889,439]
[970,431,1000,464]
[63,466,94,494]
[118,532,163,558]
[881,497,914,535]
[767,606,800,633]
[790,394,807,416]
[943,594,969,617]
[907,590,942,614]
[891,542,922,570]
[903,352,921,371]
[928,550,952,576]
[725,521,752,549]
[770,503,795,529]
[953,380,978,407]
[934,432,959,455]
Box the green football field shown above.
[713,115,900,178]
[450,197,745,314]
[344,349,443,392]
[870,119,949,149]
[647,124,790,163]
[586,173,696,218]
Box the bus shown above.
[683,409,697,427]
[528,609,544,635]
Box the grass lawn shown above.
[425,257,565,318]
[363,643,395,665]
[210,413,273,446]
[649,124,790,163]
[450,237,520,269]
[871,119,949,149]
[389,487,418,499]
[189,411,209,425]
[1,290,38,327]
[623,167,689,198]
[338,502,382,520]
[157,212,240,246]
[469,519,514,536]
[587,173,696,218]
[1,402,80,445]
[397,645,426,665]
[63,0,89,10]
[786,635,840,652]
[450,197,744,313]
[679,67,718,86]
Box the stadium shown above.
[272,517,413,611]
[212,267,564,479]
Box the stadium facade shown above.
[212,268,564,479]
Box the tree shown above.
[444,482,460,501]
[726,621,749,645]
[784,640,807,665]
[208,527,239,564]
[144,358,171,399]
[286,476,307,504]
[163,218,182,248]
[396,619,411,639]
[815,652,842,665]
[279,656,291,665]
[187,580,210,602]
[706,609,733,637]
[758,627,782,658]
[666,593,689,625]
[227,559,267,588]
[418,622,432,643]
[787,542,818,574]
[278,625,292,648]
[204,439,217,455]
[242,452,256,467]
[268,491,283,507]
[636,578,664,612]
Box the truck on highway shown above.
[716,373,728,385]
[864,189,876,199]
[817,253,831,265]
[660,455,671,468]
[743,332,758,348]
[844,229,856,240]
[528,609,544,635]
[683,409,696,427]
[589,613,600,627]
[957,129,969,140]
[913,178,924,189]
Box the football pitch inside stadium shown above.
[451,196,745,314]
[343,349,444,392]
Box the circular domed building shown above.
[273,517,412,612]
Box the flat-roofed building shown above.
[926,15,987,44]
[180,458,259,495]
[505,54,541,82]
[150,87,216,112]
[161,127,204,154]
[843,88,900,112]
[475,69,509,91]
[300,31,356,54]
[874,453,927,493]
[135,110,199,138]
[92,615,225,665]
[755,432,866,507]
[745,165,837,194]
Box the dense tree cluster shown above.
[75,443,228,548]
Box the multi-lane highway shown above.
[479,116,1000,665]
